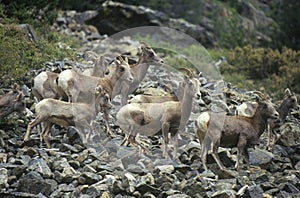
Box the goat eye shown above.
[263,103,268,108]
[148,51,154,57]
[291,99,295,102]
[119,67,125,72]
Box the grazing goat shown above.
[116,69,201,158]
[24,85,112,148]
[235,88,299,150]
[0,84,25,119]
[195,91,279,171]
[112,42,164,106]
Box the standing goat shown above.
[32,52,108,102]
[235,88,298,150]
[0,84,25,119]
[267,88,298,149]
[24,85,112,148]
[0,84,26,148]
[56,57,133,134]
[116,68,201,158]
[82,52,109,77]
[57,56,133,103]
[195,92,279,171]
[112,42,164,106]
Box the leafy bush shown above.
[219,45,300,98]
[2,0,59,27]
[0,24,77,84]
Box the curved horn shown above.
[116,55,125,63]
[253,91,270,100]
[178,67,194,78]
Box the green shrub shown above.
[219,45,300,98]
[0,24,77,84]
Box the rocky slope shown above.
[0,10,299,198]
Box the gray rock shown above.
[0,168,8,188]
[155,164,175,174]
[246,185,264,198]
[27,158,52,179]
[86,1,214,47]
[52,158,71,171]
[249,148,274,167]
[79,172,102,185]
[17,171,57,196]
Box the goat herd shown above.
[0,42,299,171]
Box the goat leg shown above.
[236,137,247,171]
[200,134,212,171]
[121,126,149,152]
[103,109,116,138]
[266,124,272,150]
[120,85,129,106]
[212,143,226,170]
[41,121,53,148]
[162,122,170,159]
[172,132,179,159]
[24,116,46,141]
[243,147,250,169]
[121,134,130,146]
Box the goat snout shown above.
[128,76,134,83]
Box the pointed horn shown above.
[178,67,194,78]
[284,88,292,96]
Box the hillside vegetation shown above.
[0,0,300,98]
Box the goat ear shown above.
[124,57,128,64]
[140,41,149,48]
[285,88,291,96]
[15,93,24,101]
[254,95,261,102]
[95,86,103,95]
[13,83,19,90]
[198,71,203,78]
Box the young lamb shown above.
[24,85,112,148]
[195,92,279,171]
[116,70,201,158]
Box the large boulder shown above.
[86,1,215,47]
